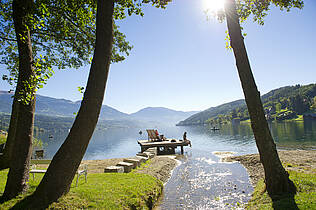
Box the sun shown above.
[202,0,225,13]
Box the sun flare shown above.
[203,0,225,13]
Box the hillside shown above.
[0,91,198,131]
[177,100,245,126]
[177,84,316,126]
[0,91,129,120]
[130,107,198,125]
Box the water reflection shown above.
[34,120,316,209]
[35,120,316,159]
[159,149,253,209]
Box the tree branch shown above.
[0,36,17,42]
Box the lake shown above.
[36,120,316,159]
[36,120,316,209]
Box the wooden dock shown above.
[137,139,191,155]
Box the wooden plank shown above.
[138,139,191,155]
[137,140,190,147]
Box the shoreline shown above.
[31,150,315,208]
[223,150,316,187]
[81,149,316,195]
[82,154,179,184]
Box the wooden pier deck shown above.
[137,139,191,154]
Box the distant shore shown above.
[224,150,316,186]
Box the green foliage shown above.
[0,0,170,103]
[32,136,44,150]
[289,94,310,114]
[247,170,316,209]
[312,96,316,111]
[179,84,316,125]
[0,170,163,209]
[0,131,44,150]
[0,134,6,145]
[235,0,304,25]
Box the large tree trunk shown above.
[224,0,296,199]
[1,0,36,200]
[12,0,114,208]
[0,99,19,170]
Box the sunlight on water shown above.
[159,149,253,209]
[35,121,316,208]
[33,121,316,209]
[196,157,217,164]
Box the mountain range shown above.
[0,91,198,125]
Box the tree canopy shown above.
[0,0,170,99]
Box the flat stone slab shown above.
[123,158,141,168]
[137,151,155,159]
[117,162,134,173]
[146,148,157,154]
[137,152,152,158]
[144,152,155,159]
[135,155,148,163]
[104,166,124,173]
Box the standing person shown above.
[183,132,191,147]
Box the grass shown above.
[0,134,6,145]
[246,170,316,209]
[0,166,163,209]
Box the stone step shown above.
[144,151,155,159]
[104,166,124,173]
[135,155,148,163]
[146,148,157,154]
[117,162,134,173]
[137,152,154,159]
[123,158,141,168]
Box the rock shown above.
[146,148,157,155]
[135,155,148,163]
[117,162,134,173]
[123,158,141,168]
[144,152,155,159]
[104,166,124,173]
[137,152,154,159]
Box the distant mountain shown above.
[0,91,198,126]
[130,107,199,125]
[177,100,245,126]
[177,84,316,126]
[0,91,129,120]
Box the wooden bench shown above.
[30,164,88,187]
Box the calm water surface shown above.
[36,120,316,209]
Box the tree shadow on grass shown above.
[272,194,299,210]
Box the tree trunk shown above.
[0,99,19,170]
[224,0,296,199]
[1,0,36,200]
[12,0,114,208]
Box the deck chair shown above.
[146,129,159,142]
[30,163,87,187]
[76,164,88,187]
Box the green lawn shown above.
[0,169,163,209]
[247,170,316,209]
[0,134,6,145]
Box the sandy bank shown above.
[224,150,316,186]
[82,155,178,183]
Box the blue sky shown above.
[1,0,316,114]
